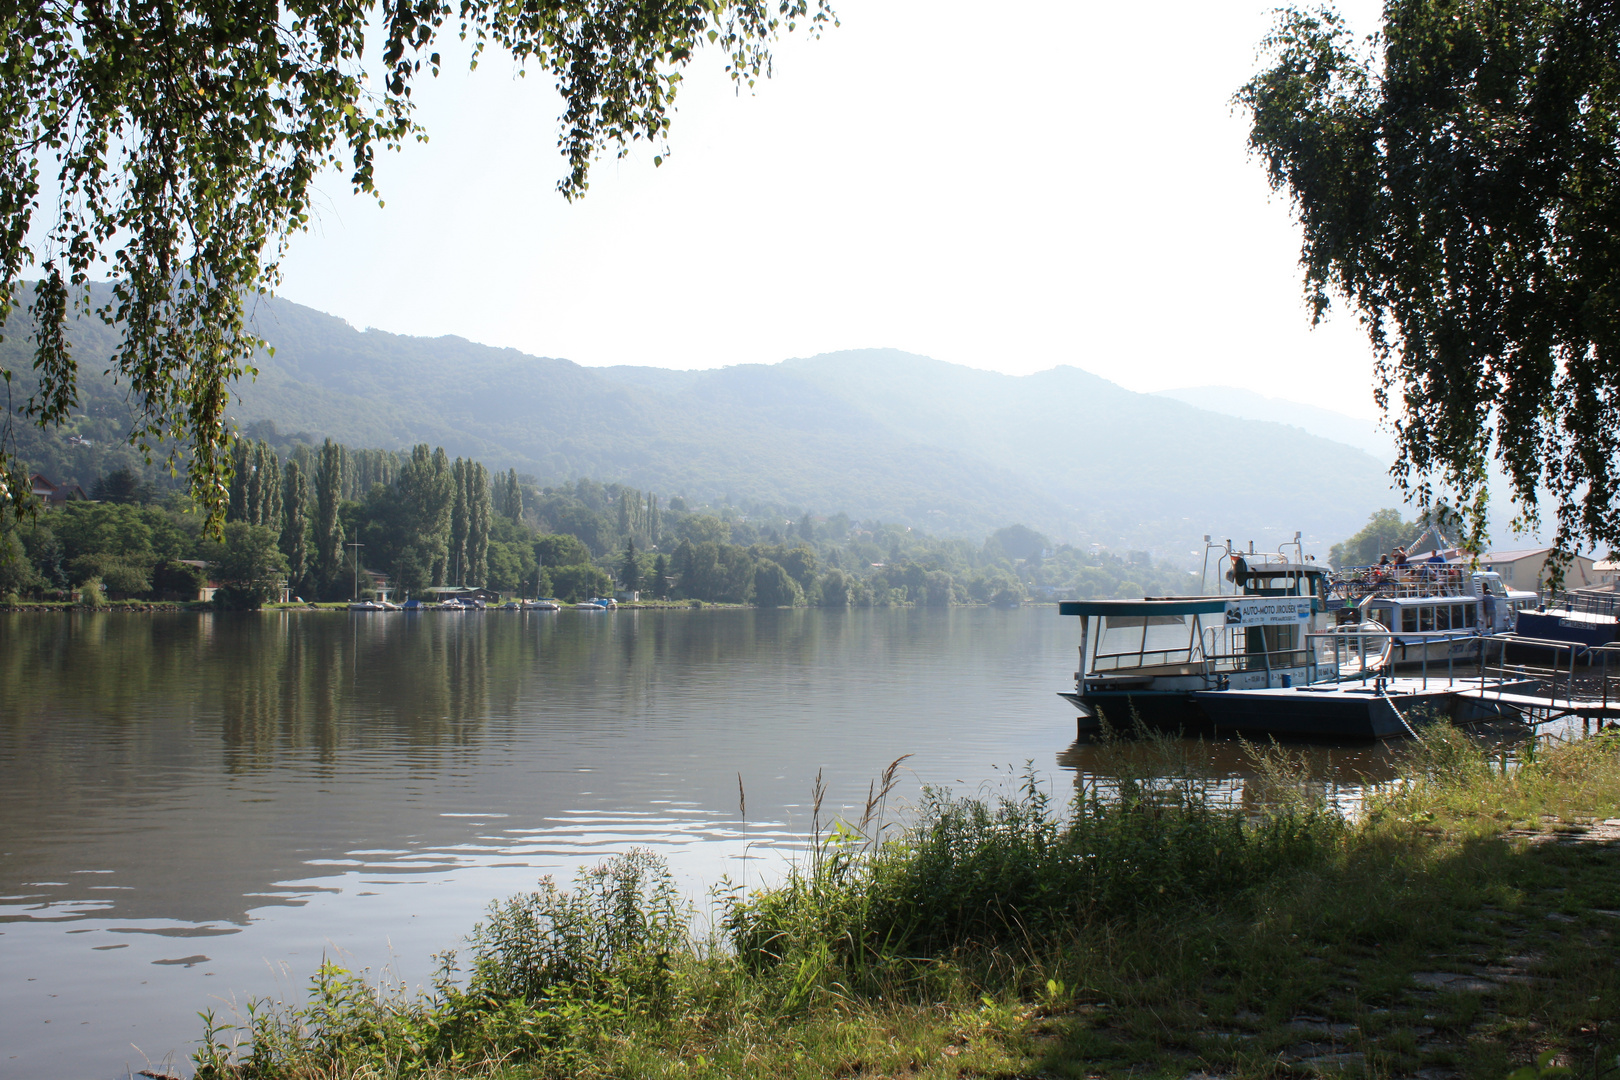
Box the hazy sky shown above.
[276,0,1388,419]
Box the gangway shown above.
[1453,639,1620,725]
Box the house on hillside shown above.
[1478,547,1597,595]
[30,473,88,506]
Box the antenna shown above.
[346,541,365,602]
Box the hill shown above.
[1,288,1399,556]
[1153,385,1393,461]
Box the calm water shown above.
[1,608,1414,1078]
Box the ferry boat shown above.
[1058,542,1333,732]
[1326,562,1538,666]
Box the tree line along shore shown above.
[2,436,1201,609]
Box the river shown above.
[2,607,1420,1078]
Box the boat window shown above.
[1401,607,1418,633]
[1097,615,1147,658]
[1419,606,1435,632]
[1093,612,1200,670]
[1436,605,1452,631]
[1462,603,1476,627]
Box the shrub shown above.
[466,847,689,1014]
[78,578,107,607]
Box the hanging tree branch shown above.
[0,0,834,529]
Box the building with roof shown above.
[1595,559,1618,587]
[1478,547,1597,595]
[29,473,88,506]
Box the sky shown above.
[276,0,1390,419]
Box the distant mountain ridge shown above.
[1153,385,1393,460]
[2,288,1401,556]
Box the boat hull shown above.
[1191,683,1443,739]
[1061,677,1522,740]
[1514,610,1619,652]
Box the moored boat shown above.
[1056,539,1536,739]
[1514,586,1620,656]
[1326,561,1538,667]
[1058,542,1331,734]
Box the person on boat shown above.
[1378,554,1390,567]
[1393,547,1409,567]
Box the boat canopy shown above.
[1059,598,1233,618]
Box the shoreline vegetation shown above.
[1,434,1202,612]
[187,728,1620,1080]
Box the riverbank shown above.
[190,728,1619,1080]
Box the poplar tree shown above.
[226,440,251,523]
[502,469,523,524]
[621,538,641,592]
[449,458,470,586]
[468,463,493,587]
[430,446,456,582]
[256,443,282,529]
[395,444,453,588]
[315,439,345,588]
[281,461,310,595]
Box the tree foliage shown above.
[1241,0,1620,572]
[1328,508,1424,569]
[0,0,833,525]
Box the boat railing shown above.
[1551,588,1620,620]
[1329,563,1476,600]
[1305,627,1511,689]
[1091,639,1316,683]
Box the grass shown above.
[192,727,1620,1079]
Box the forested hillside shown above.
[0,285,1397,556]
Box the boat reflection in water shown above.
[1053,712,1574,817]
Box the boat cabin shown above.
[1340,568,1537,640]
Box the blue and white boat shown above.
[1058,543,1333,732]
[1327,562,1538,666]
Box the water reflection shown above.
[1056,711,1562,819]
[0,607,1570,1079]
[2,607,1082,1078]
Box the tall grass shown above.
[725,741,1342,996]
[193,727,1620,1079]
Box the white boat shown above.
[523,599,561,611]
[1059,546,1332,733]
[1327,563,1538,666]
